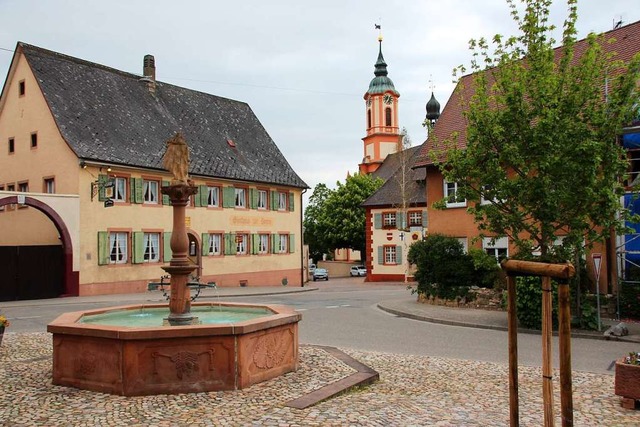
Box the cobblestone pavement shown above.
[1,333,639,426]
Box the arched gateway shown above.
[0,194,79,299]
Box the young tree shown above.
[437,0,640,261]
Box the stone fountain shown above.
[47,134,300,396]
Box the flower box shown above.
[615,357,640,407]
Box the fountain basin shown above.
[47,302,300,396]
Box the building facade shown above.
[0,43,307,300]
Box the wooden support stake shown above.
[507,276,519,427]
[541,276,555,427]
[558,283,573,426]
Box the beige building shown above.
[0,43,307,300]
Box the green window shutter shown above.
[193,185,202,207]
[270,191,277,210]
[289,233,295,253]
[163,232,172,262]
[374,213,382,229]
[98,175,108,202]
[223,187,235,208]
[133,232,145,263]
[97,231,109,265]
[230,233,237,255]
[396,246,403,264]
[251,234,258,254]
[249,189,257,209]
[201,233,210,255]
[224,233,231,255]
[398,212,406,230]
[377,246,384,265]
[134,178,144,204]
[422,210,428,227]
[162,181,171,205]
[289,192,294,211]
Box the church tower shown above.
[359,33,401,175]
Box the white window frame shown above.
[109,232,128,264]
[444,180,466,208]
[207,186,220,207]
[257,190,268,210]
[208,233,222,256]
[383,212,397,228]
[278,234,288,254]
[258,234,269,254]
[278,192,287,210]
[113,177,127,202]
[482,237,509,262]
[384,246,397,264]
[143,180,158,204]
[236,233,248,254]
[457,237,469,254]
[44,178,55,194]
[408,211,422,226]
[235,188,246,208]
[143,232,160,263]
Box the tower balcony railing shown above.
[367,125,399,136]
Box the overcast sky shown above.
[1,1,639,204]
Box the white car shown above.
[350,265,367,277]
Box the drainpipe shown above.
[300,188,307,287]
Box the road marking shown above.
[326,305,340,309]
[296,309,307,312]
[14,316,42,320]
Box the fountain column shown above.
[160,133,199,326]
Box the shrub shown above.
[619,281,640,319]
[408,234,475,300]
[514,276,559,330]
[469,248,503,289]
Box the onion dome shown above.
[425,92,441,122]
[366,38,400,97]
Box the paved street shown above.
[2,278,640,425]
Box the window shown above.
[278,234,289,254]
[143,180,158,204]
[8,138,14,154]
[109,232,128,264]
[408,211,422,226]
[480,184,500,205]
[19,80,25,96]
[383,212,396,228]
[30,133,37,148]
[113,177,127,202]
[384,246,397,264]
[258,234,269,254]
[483,237,508,262]
[385,107,392,126]
[235,188,247,208]
[277,192,287,210]
[143,233,160,262]
[207,233,222,256]
[444,180,466,208]
[367,109,372,128]
[257,190,268,210]
[207,186,220,207]
[44,178,55,194]
[0,185,4,211]
[236,233,248,254]
[18,182,28,192]
[457,237,469,254]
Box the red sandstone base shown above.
[47,302,300,396]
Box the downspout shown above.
[300,188,307,287]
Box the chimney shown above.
[143,54,156,94]
[143,54,156,80]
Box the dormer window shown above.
[19,80,25,96]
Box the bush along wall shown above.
[619,281,640,319]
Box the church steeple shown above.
[360,30,401,175]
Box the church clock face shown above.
[383,94,393,105]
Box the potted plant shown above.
[615,351,640,409]
[0,313,9,346]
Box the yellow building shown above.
[0,43,308,300]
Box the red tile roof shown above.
[414,19,640,167]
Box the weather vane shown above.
[374,20,382,41]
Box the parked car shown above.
[313,268,329,281]
[350,265,367,277]
[309,263,316,274]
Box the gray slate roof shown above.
[362,145,426,207]
[18,43,307,188]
